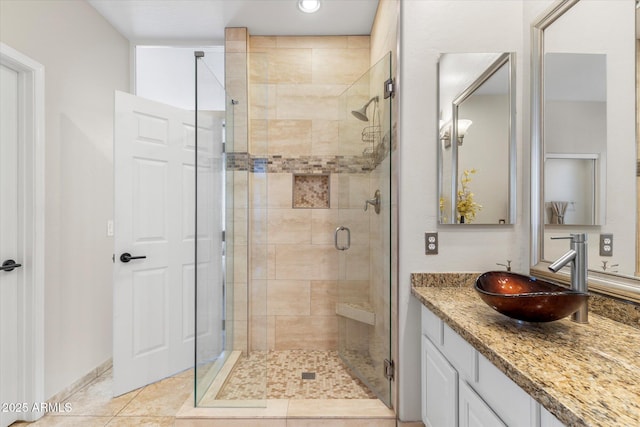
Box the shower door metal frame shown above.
[336,52,393,408]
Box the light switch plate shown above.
[425,232,438,255]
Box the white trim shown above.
[0,42,45,422]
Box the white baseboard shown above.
[47,358,113,404]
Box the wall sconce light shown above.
[440,119,472,148]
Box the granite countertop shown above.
[411,273,640,427]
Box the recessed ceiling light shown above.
[298,0,321,13]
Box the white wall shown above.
[399,0,528,421]
[136,46,225,111]
[438,52,502,122]
[0,0,129,399]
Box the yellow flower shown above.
[456,169,482,223]
[439,196,448,222]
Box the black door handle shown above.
[120,253,147,263]
[1,259,22,272]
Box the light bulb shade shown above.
[439,119,451,139]
[298,0,321,13]
[457,119,473,137]
[440,119,471,147]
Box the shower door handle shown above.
[334,226,350,251]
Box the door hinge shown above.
[222,230,226,242]
[384,359,395,381]
[222,142,226,153]
[222,319,226,331]
[384,78,395,99]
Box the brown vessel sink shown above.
[474,271,588,322]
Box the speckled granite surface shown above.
[411,272,640,329]
[411,273,640,427]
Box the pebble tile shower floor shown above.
[213,350,376,400]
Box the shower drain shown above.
[301,372,316,380]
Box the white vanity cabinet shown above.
[421,306,565,427]
[422,335,458,426]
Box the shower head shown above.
[351,96,379,122]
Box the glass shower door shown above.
[194,53,234,405]
[336,53,392,406]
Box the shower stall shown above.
[194,41,393,409]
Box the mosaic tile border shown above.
[227,153,377,174]
[226,138,389,174]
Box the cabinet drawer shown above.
[459,379,507,427]
[541,406,566,427]
[475,353,536,427]
[422,305,443,345]
[442,324,476,382]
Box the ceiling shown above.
[87,0,379,44]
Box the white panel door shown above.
[0,63,21,427]
[114,91,218,395]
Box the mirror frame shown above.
[530,0,640,303]
[439,52,517,225]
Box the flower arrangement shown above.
[439,196,447,223]
[456,168,482,223]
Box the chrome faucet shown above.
[364,189,381,214]
[548,233,588,323]
[496,260,512,272]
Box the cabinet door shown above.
[459,380,507,427]
[422,335,458,427]
[541,406,566,427]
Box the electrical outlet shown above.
[600,233,613,257]
[425,232,438,255]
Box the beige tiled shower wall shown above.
[248,35,372,351]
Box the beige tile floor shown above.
[11,353,395,427]
[12,368,193,427]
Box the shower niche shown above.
[293,174,330,209]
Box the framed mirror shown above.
[438,52,516,225]
[544,52,606,226]
[531,0,640,302]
